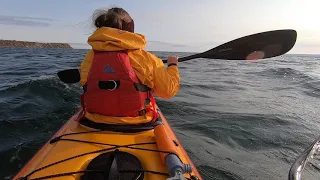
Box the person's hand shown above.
[167,56,179,66]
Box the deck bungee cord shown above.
[16,130,199,180]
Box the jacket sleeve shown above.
[79,50,94,86]
[148,52,180,99]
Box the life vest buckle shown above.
[107,80,117,91]
[138,109,147,116]
[98,80,119,91]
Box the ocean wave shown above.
[181,83,226,91]
[302,79,320,97]
[0,77,81,123]
[0,74,81,179]
[251,67,309,78]
[165,105,307,152]
[198,165,246,180]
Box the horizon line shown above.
[1,39,319,55]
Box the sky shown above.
[0,0,319,54]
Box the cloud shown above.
[148,41,191,48]
[0,15,55,27]
[0,25,87,43]
[146,41,201,52]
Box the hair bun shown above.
[94,12,122,29]
[92,7,133,32]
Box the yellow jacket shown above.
[80,27,180,124]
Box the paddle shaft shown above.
[162,53,203,63]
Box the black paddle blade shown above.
[162,29,297,63]
[57,69,80,83]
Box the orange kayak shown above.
[12,105,202,180]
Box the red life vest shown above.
[82,50,158,120]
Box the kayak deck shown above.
[13,108,202,180]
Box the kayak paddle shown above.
[57,29,297,83]
[163,29,297,63]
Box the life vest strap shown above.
[85,81,149,92]
[99,80,120,91]
[75,93,86,122]
[146,92,159,123]
[138,109,147,116]
[134,83,151,92]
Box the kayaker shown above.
[79,7,180,125]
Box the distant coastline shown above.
[0,39,72,49]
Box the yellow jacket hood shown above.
[88,27,147,51]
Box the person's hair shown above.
[92,7,134,32]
